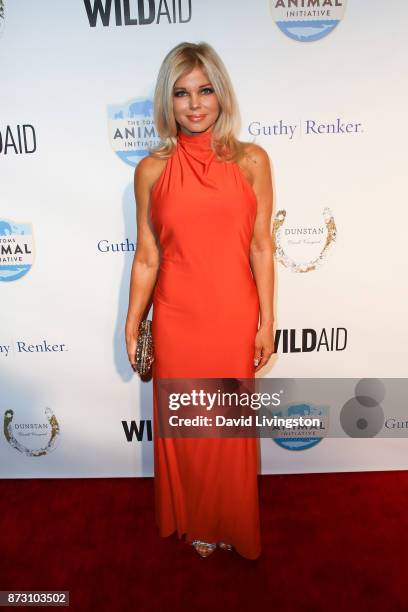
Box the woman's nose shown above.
[189,93,200,109]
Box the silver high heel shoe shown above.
[191,540,217,558]
[218,541,233,551]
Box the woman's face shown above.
[172,65,220,135]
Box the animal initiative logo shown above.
[107,97,161,167]
[269,0,347,42]
[0,218,35,282]
[272,402,329,451]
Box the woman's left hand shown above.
[254,324,274,372]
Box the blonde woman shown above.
[125,41,274,559]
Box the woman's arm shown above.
[246,144,275,372]
[125,155,164,367]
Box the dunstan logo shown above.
[269,0,347,42]
[273,208,337,272]
[4,408,61,457]
[0,218,35,282]
[107,97,161,167]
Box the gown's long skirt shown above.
[149,128,262,560]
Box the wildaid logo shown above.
[4,407,60,457]
[0,218,35,282]
[84,0,192,27]
[122,419,152,442]
[0,124,37,155]
[273,208,337,272]
[275,327,347,353]
[269,0,346,42]
[108,97,160,167]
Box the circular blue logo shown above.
[270,0,347,42]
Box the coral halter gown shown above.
[150,126,261,560]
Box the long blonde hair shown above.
[150,41,247,163]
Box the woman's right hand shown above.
[125,324,139,371]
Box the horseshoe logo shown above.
[273,207,337,273]
[4,407,60,456]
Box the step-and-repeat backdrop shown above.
[1,1,408,477]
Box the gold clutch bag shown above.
[135,319,154,377]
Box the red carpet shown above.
[2,471,408,611]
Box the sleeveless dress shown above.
[149,127,262,560]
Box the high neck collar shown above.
[177,127,213,151]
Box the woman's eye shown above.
[173,88,214,97]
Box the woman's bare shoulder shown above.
[237,141,271,186]
[134,154,168,190]
[240,141,270,167]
